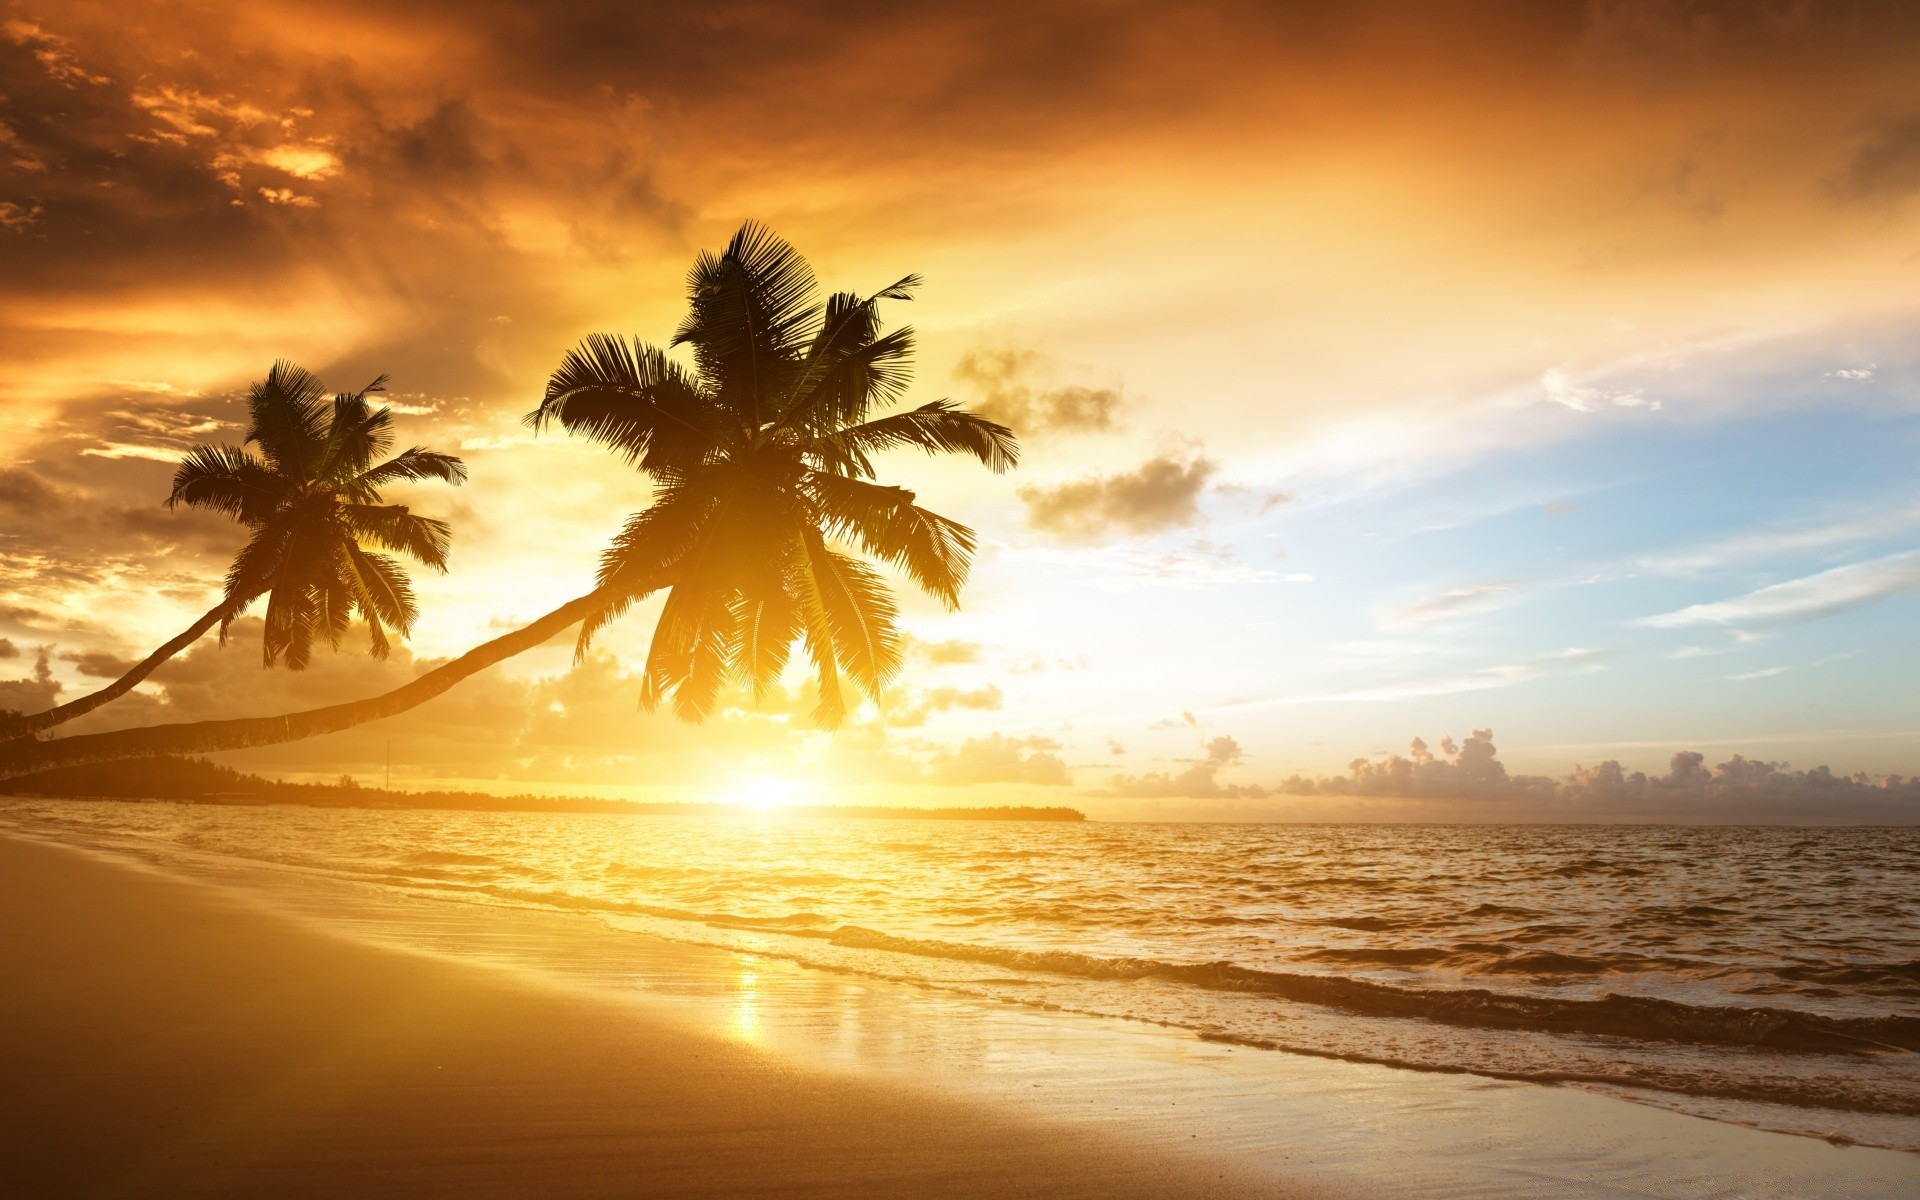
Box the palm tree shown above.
[527,222,1017,725]
[0,223,1013,777]
[0,363,465,742]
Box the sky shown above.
[4,0,1920,820]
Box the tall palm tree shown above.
[527,222,1017,726]
[0,223,1013,776]
[0,363,465,742]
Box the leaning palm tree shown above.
[0,222,1012,776]
[527,222,1017,725]
[0,363,464,741]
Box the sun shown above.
[725,777,807,811]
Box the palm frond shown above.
[798,527,902,702]
[731,591,799,700]
[813,399,1018,477]
[218,525,290,638]
[673,221,820,428]
[319,385,395,481]
[342,504,452,570]
[342,542,418,651]
[783,321,916,436]
[167,444,284,522]
[805,472,976,608]
[573,478,719,656]
[528,335,718,475]
[245,360,331,480]
[352,447,468,492]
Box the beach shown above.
[0,832,1296,1199]
[5,818,1917,1198]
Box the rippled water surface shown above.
[6,800,1917,1148]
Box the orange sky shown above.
[6,2,1920,816]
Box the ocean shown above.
[5,799,1915,1151]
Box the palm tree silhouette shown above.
[0,223,1013,774]
[528,222,1015,726]
[0,363,464,741]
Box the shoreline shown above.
[4,826,1916,1197]
[0,832,1294,1198]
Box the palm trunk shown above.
[0,592,605,780]
[0,602,230,742]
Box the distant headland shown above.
[0,756,1085,822]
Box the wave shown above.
[363,871,1920,1061]
[782,926,1920,1058]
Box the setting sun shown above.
[725,778,808,812]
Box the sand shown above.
[0,833,1317,1199]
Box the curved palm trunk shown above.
[0,603,230,742]
[0,592,605,780]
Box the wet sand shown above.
[0,834,1313,1199]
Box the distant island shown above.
[0,756,1086,822]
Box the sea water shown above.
[4,799,1915,1151]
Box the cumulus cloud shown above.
[1019,454,1215,541]
[1640,550,1920,628]
[923,733,1071,786]
[1277,729,1555,800]
[62,650,135,679]
[0,647,60,717]
[1105,734,1264,798]
[1557,751,1920,823]
[1263,730,1920,823]
[953,349,1122,435]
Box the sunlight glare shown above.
[725,777,808,811]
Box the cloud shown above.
[1639,505,1920,576]
[1640,550,1920,628]
[1019,454,1215,541]
[1311,665,1547,703]
[0,647,60,716]
[1540,367,1658,413]
[1556,750,1920,823]
[1831,113,1920,201]
[953,349,1122,435]
[62,650,135,679]
[1726,665,1789,681]
[1257,731,1920,823]
[923,733,1071,786]
[1105,734,1263,799]
[1276,729,1554,801]
[1389,581,1519,627]
[885,683,1004,727]
[0,200,42,232]
[914,637,982,665]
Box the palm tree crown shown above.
[527,222,1017,727]
[168,362,467,669]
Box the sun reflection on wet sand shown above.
[732,961,762,1042]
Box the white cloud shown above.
[1725,665,1790,681]
[1387,580,1520,628]
[1640,503,1920,575]
[1317,664,1544,703]
[1541,367,1659,413]
[78,442,188,462]
[1640,549,1920,628]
